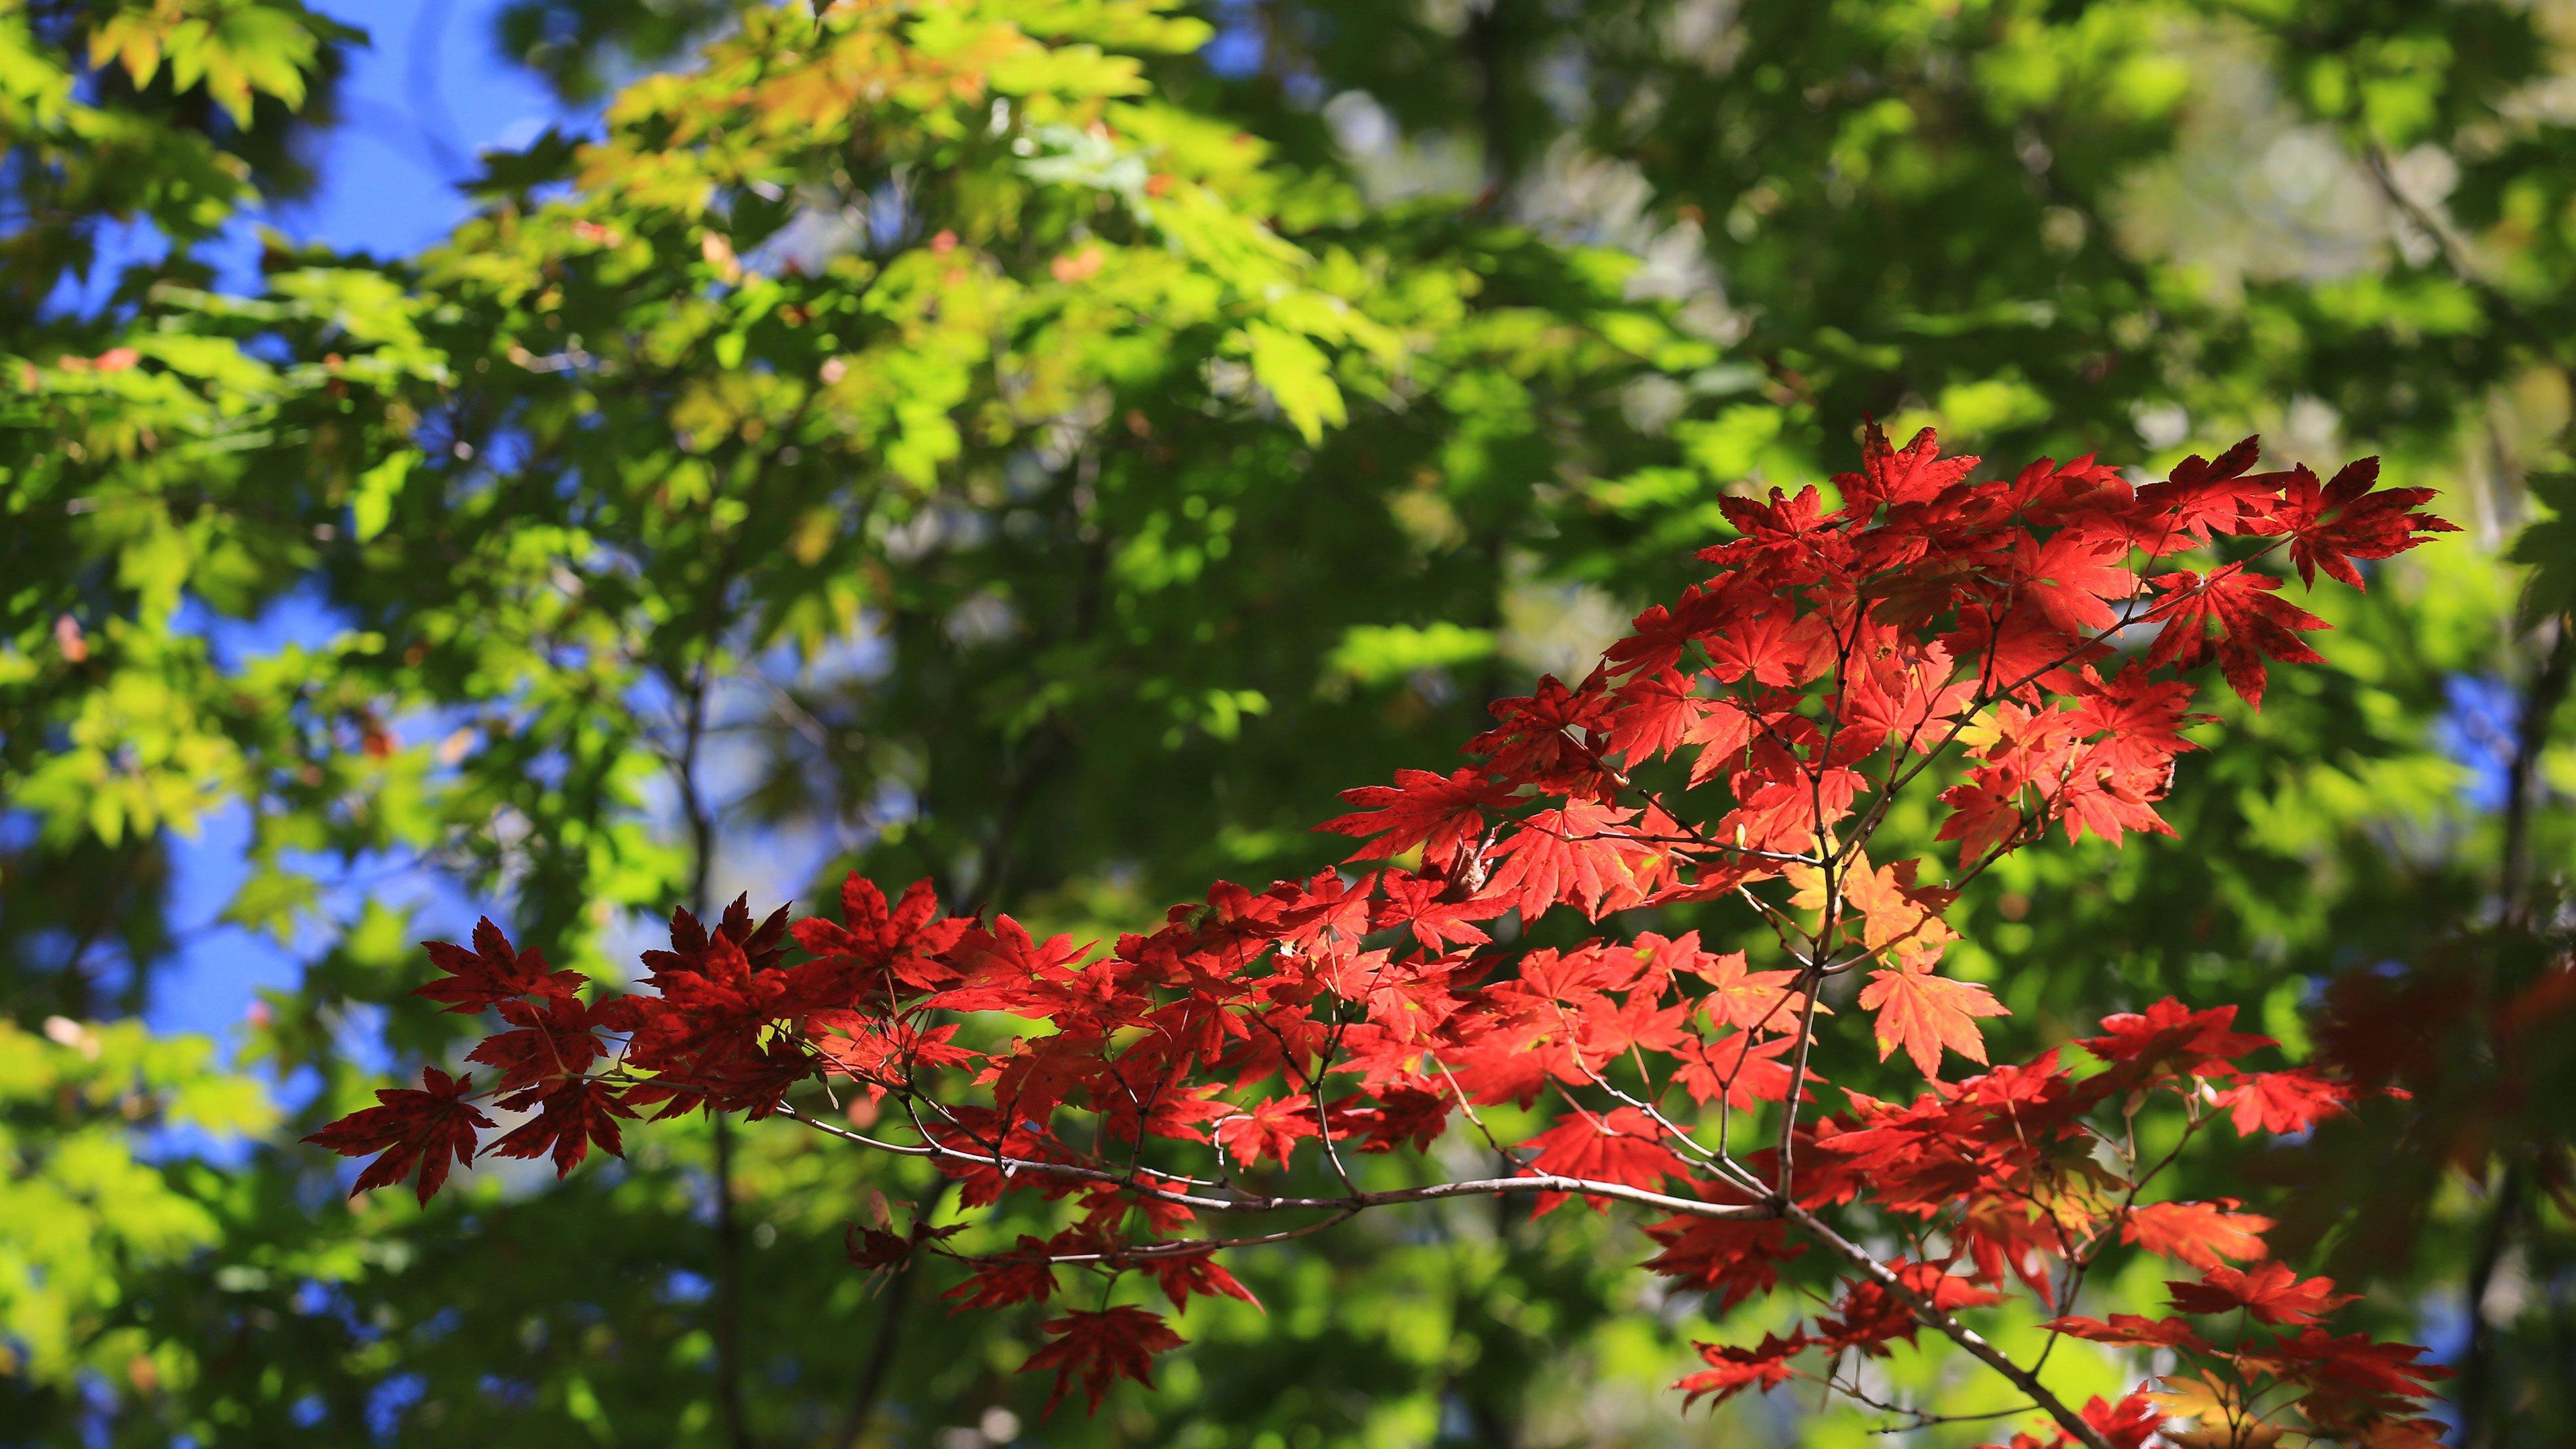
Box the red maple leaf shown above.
[1672,1029,1798,1108]
[2166,1260,2357,1326]
[789,873,965,993]
[1858,964,2008,1079]
[2133,435,2273,545]
[303,1067,495,1203]
[1703,608,1826,687]
[1140,1251,1261,1312]
[947,1240,1063,1309]
[2212,1067,2354,1136]
[414,918,585,1013]
[488,1077,635,1177]
[1602,667,1704,763]
[1519,1106,1680,1214]
[1663,938,1812,1031]
[2043,1313,2212,1352]
[1481,800,1663,918]
[2144,564,2328,708]
[464,992,607,1093]
[1212,1095,1319,1167]
[2251,1326,2453,1399]
[1020,1305,1187,1413]
[1643,1217,1803,1312]
[2122,1199,2272,1271]
[2007,529,2133,635]
[1316,767,1505,869]
[2067,662,2207,775]
[1837,418,1979,509]
[2076,997,2273,1077]
[2265,456,2455,589]
[1675,1332,1807,1408]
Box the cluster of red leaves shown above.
[1670,998,2447,1445]
[313,423,2453,1440]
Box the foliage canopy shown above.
[3,0,2573,1445]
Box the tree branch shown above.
[774,1105,1776,1222]
[1780,1200,2114,1449]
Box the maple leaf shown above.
[1817,1262,2001,1355]
[414,918,585,1013]
[1672,1028,1799,1108]
[1140,1251,1261,1312]
[1020,1305,1186,1413]
[464,992,607,1093]
[1602,667,1704,763]
[2043,1313,2213,1352]
[303,1067,496,1203]
[947,1239,1063,1309]
[2076,997,2273,1077]
[1713,484,1835,549]
[1482,800,1664,918]
[2251,1326,2452,1400]
[2166,1261,2356,1326]
[1837,417,1978,509]
[1858,964,2008,1079]
[2145,564,2328,708]
[2133,435,2273,545]
[1642,1217,1803,1312]
[1703,608,1825,687]
[2051,747,2176,846]
[488,1077,635,1177]
[1316,767,1505,869]
[1937,768,2025,862]
[1605,584,1725,676]
[2007,529,2133,635]
[1371,869,1497,953]
[1675,1332,1806,1409]
[790,873,963,994]
[930,914,1092,1013]
[2151,1371,2289,1449]
[2080,1393,2171,1449]
[1212,1095,1318,1168]
[2265,457,2454,590]
[2067,662,2207,774]
[846,1224,914,1273]
[2212,1068,2353,1136]
[1833,851,1961,969]
[1519,1106,1679,1214]
[1658,936,1813,1031]
[2123,1199,2273,1271]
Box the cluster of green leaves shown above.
[3,0,2573,1444]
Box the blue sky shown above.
[286,0,576,256]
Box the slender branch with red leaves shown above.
[311,422,2458,1447]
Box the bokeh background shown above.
[5,1,2573,1445]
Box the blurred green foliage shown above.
[2,0,2572,1444]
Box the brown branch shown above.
[773,1105,1776,1222]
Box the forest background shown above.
[3,0,2573,1446]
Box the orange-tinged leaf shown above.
[2123,1199,2272,1271]
[2166,1261,2355,1326]
[2151,1372,2287,1449]
[1858,965,2007,1079]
